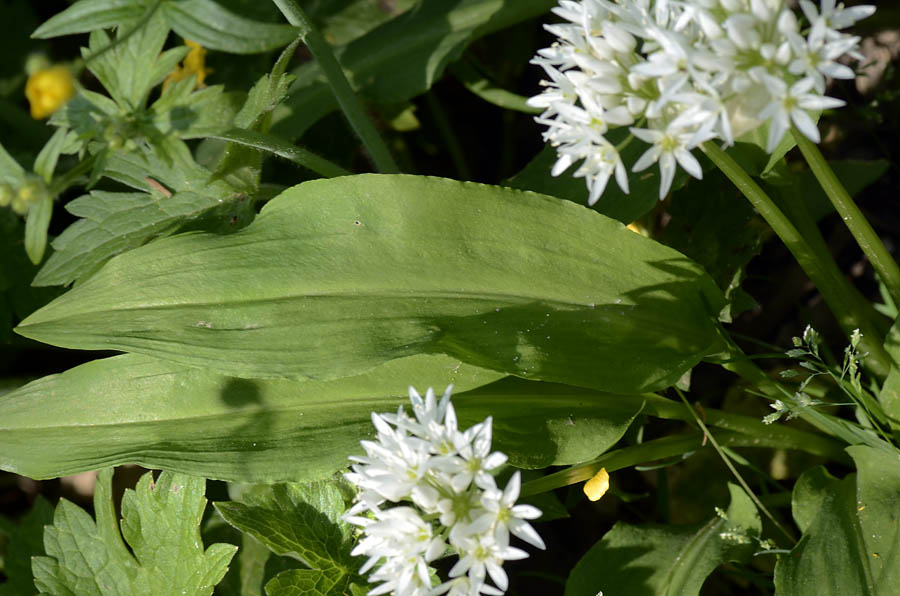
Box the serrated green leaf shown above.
[162,0,299,54]
[17,175,726,393]
[0,353,503,482]
[566,483,761,596]
[32,468,236,596]
[35,136,245,287]
[775,446,900,595]
[0,496,53,596]
[265,569,344,596]
[34,190,241,287]
[80,8,174,111]
[274,0,556,137]
[215,481,356,596]
[31,0,151,39]
[149,82,240,138]
[208,129,350,178]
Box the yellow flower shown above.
[583,468,610,502]
[25,66,76,119]
[163,40,212,91]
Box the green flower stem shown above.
[675,387,796,543]
[701,141,891,378]
[793,129,900,308]
[638,393,847,461]
[519,389,848,497]
[270,0,399,174]
[521,430,809,497]
[48,155,96,197]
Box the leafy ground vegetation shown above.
[1,1,900,595]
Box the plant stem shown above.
[701,141,891,378]
[793,129,900,308]
[270,0,399,174]
[675,388,797,543]
[521,430,791,497]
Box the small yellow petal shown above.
[626,221,647,236]
[25,66,76,119]
[584,468,610,501]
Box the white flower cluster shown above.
[344,386,545,596]
[528,0,875,204]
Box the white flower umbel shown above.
[345,386,544,596]
[529,0,874,203]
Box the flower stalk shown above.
[270,0,399,174]
[793,129,900,308]
[701,140,891,378]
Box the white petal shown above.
[657,152,676,199]
[675,148,703,180]
[790,108,821,144]
[511,519,546,550]
[632,145,660,173]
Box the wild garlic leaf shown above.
[214,481,360,596]
[32,468,237,596]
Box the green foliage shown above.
[34,0,297,54]
[274,0,556,137]
[775,446,900,594]
[0,352,501,482]
[0,497,53,596]
[31,468,237,595]
[215,480,362,596]
[17,175,725,393]
[565,484,762,596]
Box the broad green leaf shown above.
[215,481,358,596]
[775,446,900,595]
[0,353,503,482]
[162,0,299,54]
[565,484,761,596]
[24,193,52,265]
[31,0,151,38]
[18,175,726,393]
[455,378,643,468]
[0,497,53,596]
[32,468,237,596]
[274,0,556,137]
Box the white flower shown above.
[529,0,873,205]
[345,386,543,596]
[631,121,708,199]
[473,473,545,550]
[757,74,845,152]
[449,532,529,593]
